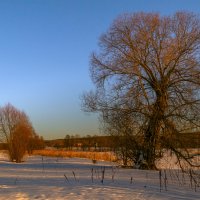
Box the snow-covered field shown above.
[0,152,199,200]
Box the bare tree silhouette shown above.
[83,12,200,169]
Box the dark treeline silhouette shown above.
[45,135,115,151]
[43,132,200,151]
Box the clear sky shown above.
[0,0,199,139]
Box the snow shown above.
[0,152,199,200]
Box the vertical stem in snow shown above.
[189,169,196,191]
[91,168,94,183]
[64,174,69,183]
[97,168,100,179]
[175,170,181,186]
[182,171,185,185]
[189,169,193,189]
[95,169,98,179]
[159,170,162,192]
[112,167,115,182]
[146,172,148,187]
[164,170,167,191]
[130,177,133,184]
[42,156,45,173]
[72,171,77,182]
[101,166,105,184]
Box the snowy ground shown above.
[0,152,199,200]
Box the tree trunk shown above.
[142,91,168,170]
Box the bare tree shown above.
[27,134,45,154]
[0,103,34,162]
[83,12,200,169]
[64,134,72,150]
[101,107,141,166]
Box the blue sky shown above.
[0,0,199,139]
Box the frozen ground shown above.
[0,152,199,200]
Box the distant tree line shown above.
[45,135,116,151]
[44,133,200,152]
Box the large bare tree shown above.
[83,12,200,169]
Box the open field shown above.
[0,151,199,199]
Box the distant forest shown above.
[0,133,199,151]
[45,133,200,150]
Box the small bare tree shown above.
[27,135,45,154]
[101,107,142,167]
[0,103,34,162]
[83,12,200,169]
